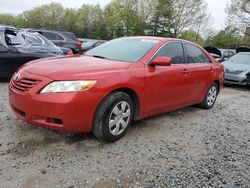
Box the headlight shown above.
[40,80,96,93]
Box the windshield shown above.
[85,38,159,62]
[228,53,250,64]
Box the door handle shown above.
[210,67,214,72]
[182,69,188,75]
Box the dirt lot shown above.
[0,82,250,188]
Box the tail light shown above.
[67,50,74,55]
[76,41,82,49]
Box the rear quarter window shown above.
[185,43,211,64]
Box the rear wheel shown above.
[93,92,133,142]
[199,83,218,109]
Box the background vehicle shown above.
[0,26,63,79]
[9,37,224,142]
[204,47,236,62]
[59,47,74,55]
[222,52,250,86]
[219,49,236,62]
[29,29,82,54]
[79,38,107,52]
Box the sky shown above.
[0,0,229,30]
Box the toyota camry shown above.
[9,37,224,142]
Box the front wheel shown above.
[93,92,133,142]
[199,83,218,109]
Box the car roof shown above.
[30,28,74,34]
[121,36,199,45]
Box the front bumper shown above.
[9,70,104,133]
[224,73,250,86]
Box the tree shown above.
[205,27,243,48]
[151,0,209,37]
[0,14,17,26]
[64,8,78,34]
[226,0,250,33]
[103,0,145,38]
[76,4,105,38]
[21,3,65,29]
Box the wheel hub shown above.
[108,101,131,136]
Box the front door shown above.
[144,42,191,117]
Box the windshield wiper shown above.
[91,55,109,59]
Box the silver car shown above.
[222,52,250,86]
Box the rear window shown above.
[42,32,65,41]
[185,44,210,64]
[83,40,97,48]
[63,32,78,41]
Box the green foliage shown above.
[180,30,205,46]
[205,27,243,48]
[75,4,105,38]
[152,0,209,37]
[0,14,17,26]
[22,3,65,29]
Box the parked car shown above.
[204,47,222,61]
[236,46,250,53]
[219,49,236,62]
[204,47,235,62]
[59,47,74,55]
[0,26,63,79]
[79,39,107,52]
[9,37,224,142]
[222,52,250,86]
[29,29,82,54]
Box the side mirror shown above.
[151,56,172,66]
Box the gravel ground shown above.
[0,82,250,188]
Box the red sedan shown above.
[9,37,224,142]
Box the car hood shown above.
[22,55,131,80]
[222,61,250,72]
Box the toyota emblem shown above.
[14,72,21,81]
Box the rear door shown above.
[183,43,215,103]
[144,42,191,117]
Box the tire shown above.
[93,92,133,142]
[199,83,218,109]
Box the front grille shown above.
[225,68,243,75]
[10,78,41,93]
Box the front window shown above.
[155,42,185,64]
[228,53,250,64]
[85,38,159,63]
